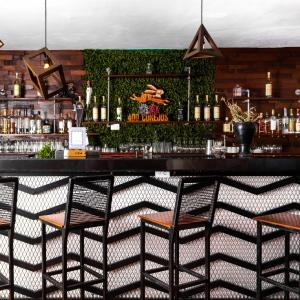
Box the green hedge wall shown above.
[83,49,216,146]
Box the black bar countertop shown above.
[0,154,299,176]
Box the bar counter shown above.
[0,154,299,175]
[1,155,300,299]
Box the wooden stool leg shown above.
[102,227,108,300]
[41,223,47,300]
[140,221,146,300]
[174,231,180,300]
[257,222,262,300]
[62,230,68,300]
[169,232,174,300]
[8,229,14,300]
[284,231,290,300]
[80,229,85,300]
[205,227,211,300]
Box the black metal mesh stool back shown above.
[173,176,220,229]
[0,178,18,229]
[64,175,114,229]
[0,177,18,300]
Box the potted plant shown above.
[223,98,259,156]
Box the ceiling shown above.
[1,0,299,50]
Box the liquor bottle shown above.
[296,109,300,133]
[258,113,265,135]
[29,110,36,134]
[67,114,73,131]
[276,113,282,137]
[116,97,122,121]
[42,112,51,134]
[203,95,211,121]
[10,109,16,134]
[13,72,21,98]
[282,108,289,134]
[265,72,272,98]
[270,109,277,136]
[2,108,8,134]
[213,95,220,121]
[288,108,295,133]
[23,109,30,134]
[194,95,201,121]
[36,111,42,134]
[86,80,92,107]
[58,113,65,134]
[264,112,270,134]
[92,96,99,122]
[177,101,184,121]
[16,109,22,134]
[223,117,231,133]
[101,96,107,121]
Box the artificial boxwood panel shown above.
[83,49,215,146]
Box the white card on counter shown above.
[110,124,120,131]
[155,171,170,178]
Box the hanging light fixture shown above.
[43,0,50,69]
[23,0,66,99]
[0,40,4,48]
[183,0,222,60]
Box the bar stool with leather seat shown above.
[39,175,114,300]
[254,211,300,300]
[139,176,220,300]
[0,178,19,300]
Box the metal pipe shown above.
[106,67,111,123]
[185,67,191,122]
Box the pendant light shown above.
[183,0,222,60]
[0,40,4,48]
[23,0,67,99]
[43,0,50,68]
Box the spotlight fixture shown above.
[183,0,222,60]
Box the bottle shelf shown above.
[232,97,300,102]
[82,120,223,125]
[0,97,73,102]
[0,132,98,138]
[104,73,192,79]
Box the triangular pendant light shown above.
[183,0,222,60]
[0,40,4,48]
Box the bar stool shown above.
[0,178,19,300]
[139,176,220,300]
[254,211,300,300]
[39,175,114,300]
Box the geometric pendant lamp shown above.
[183,24,223,59]
[0,40,4,48]
[183,0,222,60]
[23,47,67,99]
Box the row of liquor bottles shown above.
[82,92,222,122]
[0,107,74,134]
[222,108,300,135]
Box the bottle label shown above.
[101,107,107,121]
[194,107,201,120]
[204,107,210,121]
[296,122,300,133]
[288,120,295,133]
[265,83,272,97]
[117,107,122,121]
[270,119,276,131]
[213,106,220,120]
[92,108,99,122]
[223,123,231,133]
[59,120,65,133]
[14,84,20,97]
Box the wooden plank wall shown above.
[0,50,85,98]
[215,48,300,98]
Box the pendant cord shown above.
[201,0,203,25]
[45,0,47,48]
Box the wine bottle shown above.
[36,111,42,134]
[194,95,201,121]
[223,117,231,133]
[101,96,107,121]
[116,97,122,121]
[13,72,21,98]
[265,72,272,98]
[288,108,295,133]
[213,95,220,121]
[282,108,289,134]
[58,113,66,134]
[296,109,300,133]
[270,109,277,136]
[204,95,211,121]
[86,80,92,107]
[92,96,99,122]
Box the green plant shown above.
[36,144,55,159]
[83,49,216,145]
